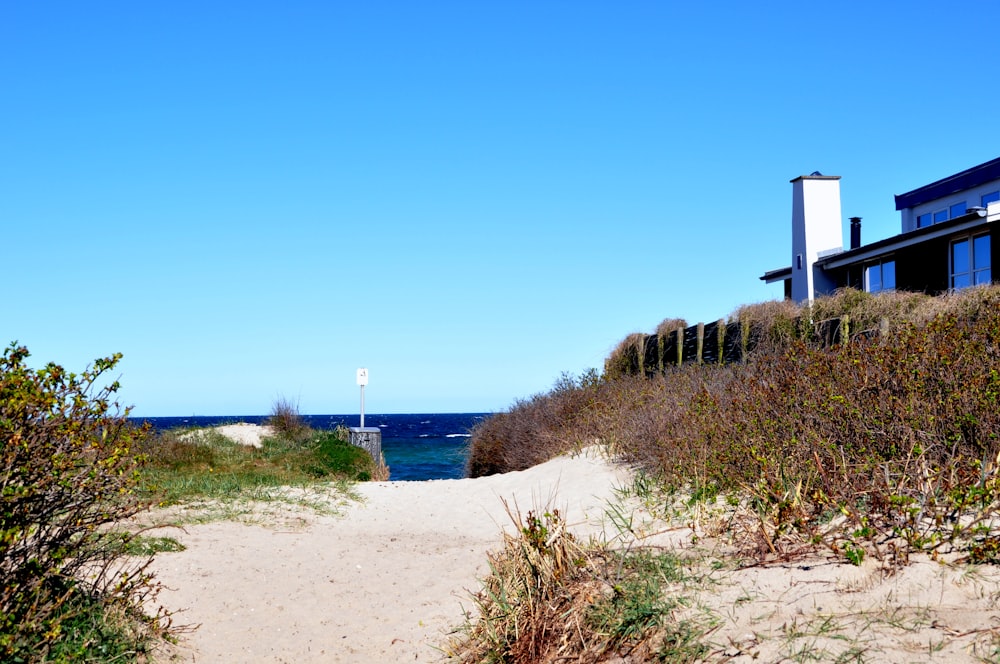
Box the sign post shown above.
[356,367,368,428]
[347,367,384,478]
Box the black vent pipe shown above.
[849,217,862,250]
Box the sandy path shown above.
[150,446,1000,663]
[150,448,634,663]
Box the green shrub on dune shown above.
[0,344,170,662]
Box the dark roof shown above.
[817,209,991,269]
[759,266,791,283]
[761,208,993,281]
[895,156,1000,211]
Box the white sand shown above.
[150,447,633,662]
[180,423,274,448]
[148,448,1000,663]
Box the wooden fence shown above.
[615,314,885,378]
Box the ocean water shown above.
[135,413,489,481]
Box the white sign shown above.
[356,368,369,386]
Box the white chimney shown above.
[790,174,842,302]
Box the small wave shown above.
[446,433,472,438]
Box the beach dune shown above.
[151,447,1000,663]
[151,447,634,663]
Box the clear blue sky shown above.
[4,2,999,416]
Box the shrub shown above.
[267,395,307,440]
[0,344,167,661]
[467,288,1000,562]
[654,317,688,338]
[466,372,603,477]
[604,333,646,381]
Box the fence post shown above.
[696,323,705,364]
[840,315,850,345]
[740,318,750,362]
[716,319,725,364]
[658,332,666,373]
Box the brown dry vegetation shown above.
[456,286,1000,662]
[450,505,710,664]
[469,286,1000,561]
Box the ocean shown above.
[134,413,489,481]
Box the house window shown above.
[983,191,1000,206]
[951,233,991,289]
[865,259,895,293]
[917,202,969,228]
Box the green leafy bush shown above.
[0,344,167,661]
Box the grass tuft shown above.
[267,395,308,440]
[448,502,714,663]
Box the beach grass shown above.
[448,501,717,663]
[138,425,374,508]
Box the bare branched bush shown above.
[467,372,603,477]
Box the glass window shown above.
[953,238,970,275]
[865,259,895,293]
[952,234,992,289]
[917,213,932,228]
[974,235,991,270]
[934,209,949,223]
[951,201,967,217]
[865,264,880,292]
[983,191,1000,206]
[882,260,895,290]
[974,234,991,284]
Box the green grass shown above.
[122,535,186,556]
[588,550,689,640]
[138,426,375,508]
[15,583,163,664]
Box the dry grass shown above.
[654,317,688,337]
[469,286,1000,566]
[459,285,1000,662]
[448,502,712,663]
[604,332,647,381]
[267,395,308,440]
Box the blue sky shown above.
[4,2,999,416]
